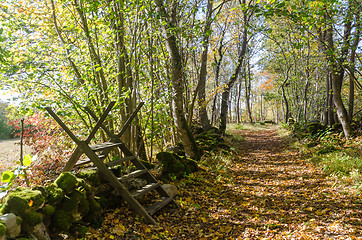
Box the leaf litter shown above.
[83,127,362,239]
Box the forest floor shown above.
[81,125,362,239]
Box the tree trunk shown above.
[155,0,200,160]
[245,58,253,123]
[219,8,248,133]
[324,10,353,139]
[198,0,213,131]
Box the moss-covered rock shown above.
[2,187,45,217]
[51,210,73,232]
[157,152,187,179]
[22,210,43,227]
[42,205,55,216]
[0,220,6,237]
[71,224,89,238]
[45,184,65,205]
[182,158,198,172]
[32,186,48,199]
[306,122,324,135]
[83,198,102,222]
[76,169,101,188]
[139,160,154,169]
[54,172,79,193]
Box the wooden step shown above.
[89,142,124,152]
[118,169,148,181]
[75,154,107,167]
[105,156,136,168]
[131,182,160,199]
[146,197,174,215]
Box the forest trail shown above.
[87,125,362,239]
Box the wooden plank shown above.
[131,183,160,199]
[117,102,144,139]
[146,197,174,215]
[78,141,157,224]
[85,101,115,143]
[45,107,81,145]
[118,169,148,181]
[104,156,135,167]
[89,142,124,152]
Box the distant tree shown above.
[0,102,14,139]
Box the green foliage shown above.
[0,102,15,139]
[0,220,6,237]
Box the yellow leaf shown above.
[201,217,207,223]
[109,235,115,239]
[28,200,33,207]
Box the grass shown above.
[293,129,362,194]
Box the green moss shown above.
[2,187,45,216]
[43,205,55,216]
[55,172,79,193]
[71,224,89,238]
[32,186,48,198]
[157,152,187,179]
[76,169,101,187]
[60,195,79,212]
[52,210,73,232]
[22,210,43,226]
[84,198,102,222]
[139,160,154,169]
[0,221,6,237]
[183,158,198,172]
[79,195,89,216]
[97,196,109,209]
[46,184,65,205]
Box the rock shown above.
[123,178,147,191]
[0,213,21,238]
[76,169,101,188]
[166,146,186,156]
[2,187,45,214]
[306,122,324,134]
[162,184,178,197]
[51,210,73,232]
[156,152,187,179]
[32,222,51,240]
[45,184,65,205]
[54,172,79,193]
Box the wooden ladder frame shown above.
[45,102,176,224]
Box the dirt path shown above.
[230,127,362,238]
[0,139,32,172]
[86,126,362,239]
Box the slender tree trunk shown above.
[197,0,213,131]
[281,66,291,123]
[348,20,360,120]
[324,10,353,139]
[219,5,248,133]
[211,33,225,126]
[155,0,200,160]
[245,58,252,123]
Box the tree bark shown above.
[198,0,213,131]
[155,0,200,160]
[219,4,248,133]
[324,7,353,139]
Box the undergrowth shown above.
[287,121,362,194]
